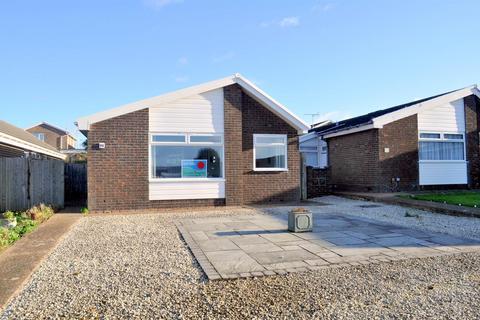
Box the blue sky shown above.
[1,0,479,145]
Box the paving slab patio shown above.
[176,210,480,280]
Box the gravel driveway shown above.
[1,202,480,319]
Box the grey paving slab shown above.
[250,249,318,265]
[197,238,239,252]
[205,250,265,274]
[177,208,480,280]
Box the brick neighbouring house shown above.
[76,74,309,212]
[300,85,480,193]
[26,122,77,150]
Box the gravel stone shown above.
[1,203,480,319]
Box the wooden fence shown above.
[64,163,87,205]
[0,157,64,212]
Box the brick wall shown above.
[241,91,301,203]
[223,85,244,205]
[87,86,302,212]
[327,129,379,191]
[464,95,480,188]
[87,108,223,212]
[377,115,419,191]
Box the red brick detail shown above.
[87,109,224,212]
[378,115,419,191]
[464,95,480,188]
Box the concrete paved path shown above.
[0,208,81,310]
[177,211,480,280]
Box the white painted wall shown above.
[149,88,224,133]
[148,88,225,200]
[418,99,465,133]
[418,98,467,185]
[419,162,468,185]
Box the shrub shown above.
[81,207,89,215]
[26,204,54,222]
[2,211,15,222]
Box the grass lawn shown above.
[401,192,480,208]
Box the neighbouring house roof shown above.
[26,122,77,140]
[0,120,66,159]
[311,85,480,138]
[76,74,310,134]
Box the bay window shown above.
[253,134,288,171]
[150,134,223,179]
[418,132,465,161]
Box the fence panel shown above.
[0,157,64,212]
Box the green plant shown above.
[81,207,89,215]
[2,211,16,222]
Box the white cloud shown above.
[261,16,300,28]
[312,2,335,13]
[174,75,189,83]
[144,0,183,9]
[177,56,188,65]
[212,51,235,63]
[279,16,300,28]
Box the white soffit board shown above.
[418,99,465,132]
[149,88,224,133]
[373,86,479,128]
[77,74,309,133]
[0,133,66,160]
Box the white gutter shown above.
[0,132,66,160]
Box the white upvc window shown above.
[149,133,224,180]
[253,134,288,171]
[418,131,465,161]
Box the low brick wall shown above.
[306,167,329,198]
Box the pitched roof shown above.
[76,74,310,134]
[311,85,480,137]
[26,122,76,140]
[0,120,65,159]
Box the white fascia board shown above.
[372,86,478,128]
[323,124,375,139]
[234,75,310,133]
[77,75,237,130]
[0,133,66,160]
[76,73,310,134]
[299,132,318,143]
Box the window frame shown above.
[418,131,466,163]
[149,133,225,182]
[253,134,288,172]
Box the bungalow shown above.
[302,85,480,192]
[76,74,309,212]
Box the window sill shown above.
[253,168,288,172]
[149,178,226,183]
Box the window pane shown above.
[151,145,222,178]
[255,145,286,169]
[300,146,317,152]
[255,136,285,144]
[419,141,464,160]
[444,134,463,140]
[190,135,222,143]
[152,135,186,143]
[419,133,441,139]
